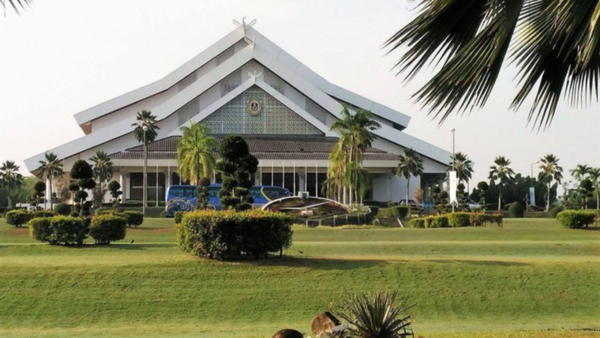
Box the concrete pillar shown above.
[120,171,127,201]
[45,178,52,210]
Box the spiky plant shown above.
[335,291,415,338]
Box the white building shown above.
[24,21,450,204]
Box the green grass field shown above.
[0,218,599,337]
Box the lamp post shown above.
[143,125,148,216]
[451,128,456,213]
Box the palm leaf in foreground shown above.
[1,0,32,14]
[385,0,600,129]
[335,291,415,338]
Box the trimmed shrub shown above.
[491,213,504,227]
[177,209,293,260]
[33,210,57,218]
[6,210,32,227]
[90,214,127,244]
[54,203,71,216]
[469,213,488,226]
[95,207,118,215]
[430,215,449,228]
[508,202,525,218]
[423,216,436,228]
[556,210,596,229]
[550,205,565,218]
[377,206,409,218]
[70,211,80,217]
[28,217,53,243]
[174,211,184,224]
[409,218,425,228]
[448,212,470,227]
[123,211,144,227]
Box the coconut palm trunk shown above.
[546,182,551,211]
[48,176,53,210]
[143,142,148,214]
[498,186,502,211]
[406,177,410,208]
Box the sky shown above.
[0,0,598,189]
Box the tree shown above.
[329,106,381,205]
[33,181,46,208]
[216,136,258,211]
[177,121,217,185]
[132,110,160,214]
[196,177,211,210]
[449,152,474,184]
[71,160,96,216]
[538,154,563,211]
[0,161,23,209]
[37,152,64,210]
[588,168,600,210]
[90,151,113,206]
[570,164,592,181]
[107,180,122,206]
[385,0,600,129]
[396,148,424,206]
[489,156,515,211]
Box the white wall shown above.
[372,174,422,203]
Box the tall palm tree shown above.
[385,0,600,129]
[538,154,563,211]
[0,161,23,209]
[132,110,160,214]
[36,152,64,210]
[177,121,217,185]
[489,156,515,211]
[396,148,424,206]
[570,164,591,181]
[90,151,114,205]
[588,168,600,210]
[330,106,381,205]
[449,152,474,184]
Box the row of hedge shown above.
[176,209,294,260]
[29,214,128,245]
[410,212,504,228]
[5,210,58,227]
[94,208,144,227]
[556,210,598,229]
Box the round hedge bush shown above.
[90,214,127,245]
[123,211,144,227]
[6,210,31,227]
[556,210,596,229]
[49,216,87,245]
[54,203,71,216]
[508,202,525,218]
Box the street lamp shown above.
[143,125,148,216]
[450,128,456,213]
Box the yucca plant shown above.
[335,291,415,338]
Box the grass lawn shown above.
[0,218,599,337]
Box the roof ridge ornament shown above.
[233,17,257,49]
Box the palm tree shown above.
[396,148,424,206]
[177,121,217,185]
[330,106,381,205]
[538,154,563,211]
[1,0,31,14]
[90,151,114,205]
[36,152,64,210]
[570,164,591,181]
[385,0,600,129]
[588,168,600,210]
[0,161,23,209]
[449,152,474,184]
[489,156,515,211]
[132,110,160,214]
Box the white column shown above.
[271,161,274,186]
[293,161,296,196]
[282,162,285,189]
[119,172,126,201]
[45,178,51,210]
[315,161,318,197]
[304,161,308,194]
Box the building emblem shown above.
[247,98,262,116]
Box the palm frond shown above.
[1,0,32,15]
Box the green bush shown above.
[429,215,449,228]
[6,210,32,227]
[448,212,471,227]
[409,218,425,228]
[508,202,525,218]
[174,211,184,224]
[33,210,57,218]
[95,207,118,215]
[123,211,144,227]
[377,206,409,218]
[29,216,87,245]
[54,203,72,216]
[28,217,53,243]
[70,211,80,217]
[469,213,488,226]
[556,210,596,229]
[90,214,127,244]
[177,209,293,260]
[550,205,565,218]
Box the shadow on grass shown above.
[232,256,385,270]
[426,259,530,267]
[63,243,175,251]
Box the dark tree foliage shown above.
[483,174,555,210]
[33,181,46,206]
[107,180,122,204]
[69,160,96,216]
[196,177,211,210]
[216,136,258,211]
[71,160,94,180]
